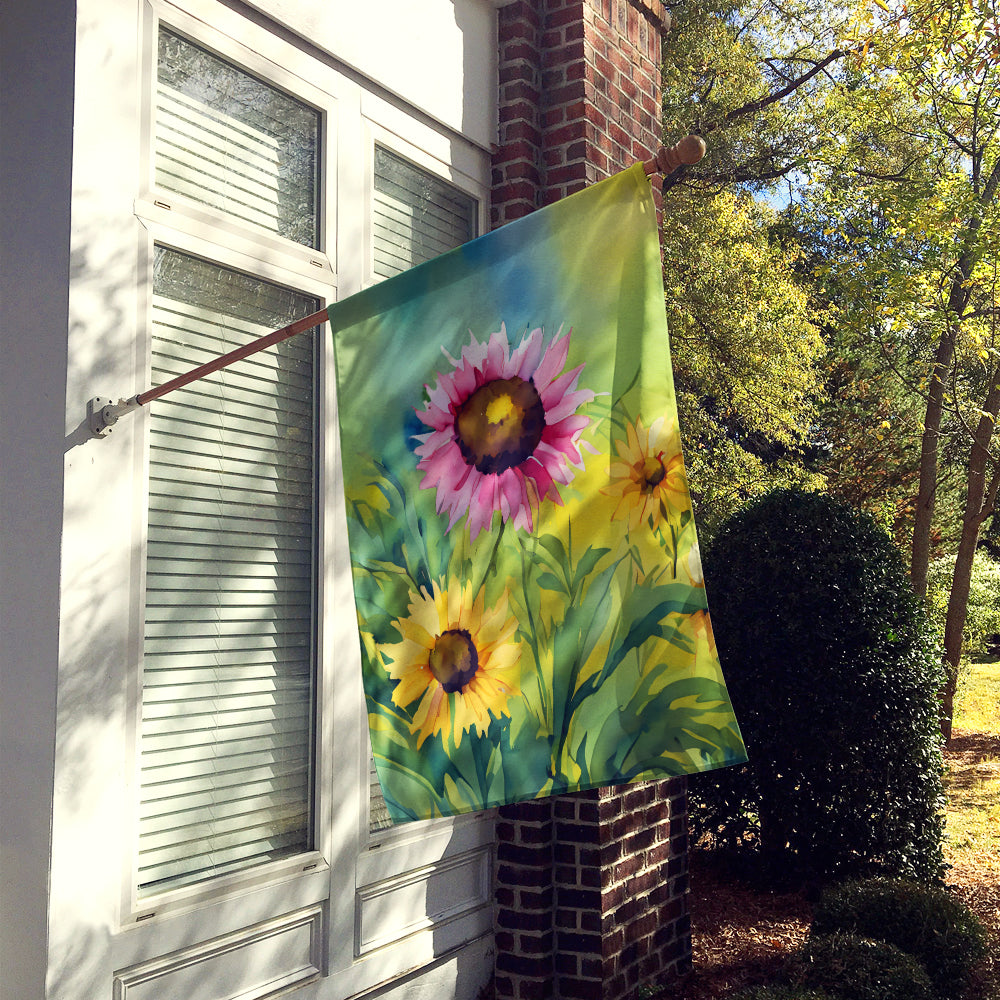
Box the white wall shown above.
[0,0,76,994]
[243,0,498,151]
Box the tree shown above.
[661,188,825,534]
[661,0,1000,737]
[659,1,843,533]
[661,0,854,194]
[801,0,1000,736]
[781,202,972,548]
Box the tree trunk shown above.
[909,161,1000,596]
[910,329,956,597]
[941,380,1000,740]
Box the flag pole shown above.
[87,306,330,437]
[88,137,704,438]
[137,306,329,405]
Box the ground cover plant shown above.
[789,932,935,1000]
[810,879,987,998]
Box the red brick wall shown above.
[559,783,691,996]
[490,10,689,998]
[494,782,690,1000]
[492,0,668,227]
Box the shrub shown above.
[691,488,946,882]
[792,933,934,1000]
[811,878,988,998]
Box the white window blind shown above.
[368,149,477,832]
[138,248,319,895]
[372,146,477,280]
[156,28,320,248]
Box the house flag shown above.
[331,164,746,822]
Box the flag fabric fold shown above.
[332,164,746,823]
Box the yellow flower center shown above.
[454,376,545,474]
[429,628,480,693]
[486,394,517,424]
[640,451,667,493]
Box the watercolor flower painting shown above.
[414,324,595,540]
[332,164,746,822]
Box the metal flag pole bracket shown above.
[88,395,141,438]
[86,306,330,438]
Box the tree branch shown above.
[704,49,847,133]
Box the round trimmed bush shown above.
[691,489,946,882]
[793,933,934,1000]
[812,878,988,998]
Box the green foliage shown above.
[791,934,934,1000]
[793,0,1000,613]
[811,878,988,999]
[691,488,947,881]
[661,0,852,193]
[658,1,838,536]
[927,550,1000,658]
[661,0,1000,739]
[784,241,931,549]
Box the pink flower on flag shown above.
[414,324,594,540]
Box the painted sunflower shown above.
[605,414,688,531]
[414,324,594,540]
[382,580,521,748]
[683,608,718,666]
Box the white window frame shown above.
[123,0,340,933]
[122,224,337,925]
[330,90,497,999]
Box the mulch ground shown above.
[668,851,815,999]
[667,734,1000,1000]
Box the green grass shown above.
[945,660,1000,870]
[945,659,1000,1000]
[955,660,1000,736]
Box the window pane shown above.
[156,28,320,248]
[369,150,477,832]
[372,146,477,279]
[139,247,318,895]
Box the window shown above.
[372,145,477,279]
[122,6,494,991]
[155,28,320,247]
[136,26,323,898]
[139,248,319,895]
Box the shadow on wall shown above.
[44,197,152,997]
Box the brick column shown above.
[491,4,692,999]
[493,1,544,227]
[492,0,668,225]
[495,800,556,999]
